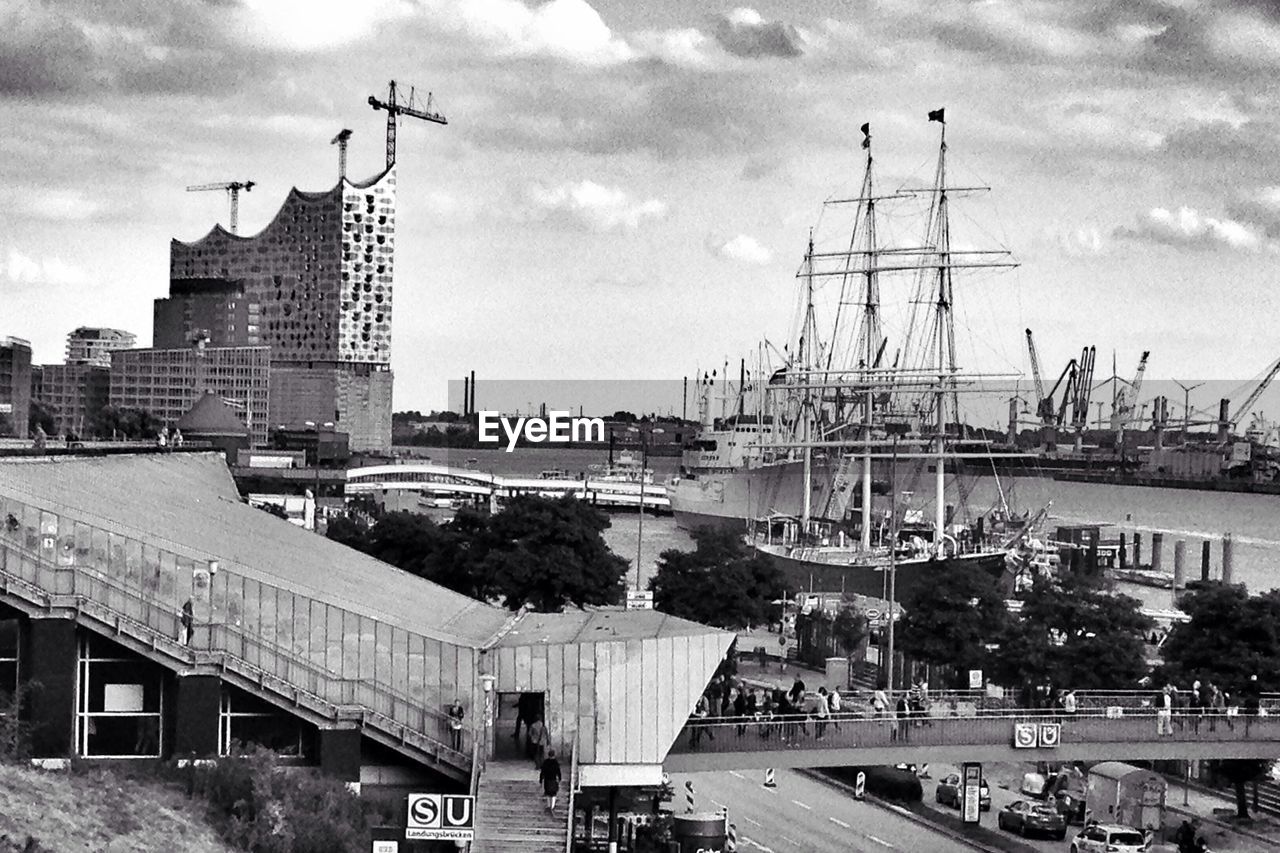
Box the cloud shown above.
[236,0,414,51]
[1226,186,1280,239]
[519,180,666,232]
[713,8,804,58]
[706,233,772,265]
[1113,206,1264,251]
[1,249,90,286]
[1049,225,1108,257]
[447,0,635,66]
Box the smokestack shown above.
[683,376,688,422]
[463,375,470,416]
[470,370,477,416]
[738,359,746,416]
[1007,398,1018,445]
[1218,398,1230,443]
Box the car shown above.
[1070,823,1149,853]
[934,773,991,811]
[996,800,1068,840]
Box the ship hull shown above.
[669,456,931,532]
[759,548,1008,600]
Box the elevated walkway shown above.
[0,503,470,781]
[664,712,1280,772]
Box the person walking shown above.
[446,699,465,752]
[873,684,889,723]
[1156,686,1173,736]
[178,599,194,647]
[894,695,910,742]
[828,687,842,731]
[690,693,710,748]
[540,748,562,814]
[515,692,540,748]
[1062,689,1077,715]
[815,687,830,740]
[527,715,548,767]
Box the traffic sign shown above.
[627,590,654,610]
[372,843,398,853]
[1012,721,1038,749]
[1038,722,1061,747]
[406,793,475,841]
[961,763,982,824]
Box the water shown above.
[394,446,1280,601]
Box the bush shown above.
[195,746,372,853]
[821,766,923,802]
[0,683,35,762]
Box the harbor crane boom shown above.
[330,129,353,181]
[1111,350,1149,429]
[368,80,447,169]
[1025,329,1047,418]
[186,180,255,234]
[1231,355,1280,426]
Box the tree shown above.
[1158,582,1280,692]
[482,496,627,612]
[28,401,55,437]
[992,574,1152,691]
[897,562,1009,683]
[1159,582,1280,819]
[648,527,785,629]
[90,405,162,439]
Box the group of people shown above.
[514,692,562,814]
[1174,817,1210,853]
[1154,676,1263,735]
[688,674,849,747]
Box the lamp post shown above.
[304,420,334,531]
[626,424,664,592]
[1173,379,1203,445]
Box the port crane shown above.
[1230,355,1280,428]
[331,129,353,181]
[186,180,255,234]
[368,80,447,169]
[1108,350,1149,430]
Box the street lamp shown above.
[304,420,334,531]
[626,423,665,592]
[1173,379,1203,445]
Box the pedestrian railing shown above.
[667,707,1280,757]
[565,735,578,853]
[0,492,469,776]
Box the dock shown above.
[345,461,671,513]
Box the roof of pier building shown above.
[0,452,509,646]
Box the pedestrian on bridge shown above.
[447,699,465,752]
[893,696,909,742]
[1156,686,1173,736]
[828,687,842,731]
[815,687,830,740]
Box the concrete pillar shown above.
[1223,535,1234,585]
[173,674,222,758]
[25,618,77,758]
[1201,540,1211,582]
[318,726,361,783]
[1134,533,1143,568]
[1119,532,1128,569]
[1173,540,1186,601]
[1151,532,1164,574]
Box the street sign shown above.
[1012,721,1038,748]
[968,669,983,689]
[627,590,654,610]
[406,793,475,841]
[961,763,982,824]
[1038,722,1061,747]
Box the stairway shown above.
[1248,778,1280,817]
[472,761,568,853]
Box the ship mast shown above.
[859,123,879,552]
[933,112,951,554]
[800,233,817,529]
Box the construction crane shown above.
[1025,329,1048,420]
[331,129,353,181]
[1230,355,1280,427]
[1072,345,1096,429]
[186,180,255,234]
[368,80,447,169]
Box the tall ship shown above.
[671,111,1040,597]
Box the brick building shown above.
[0,337,32,438]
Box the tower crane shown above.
[331,129,353,181]
[186,180,255,234]
[368,80,447,169]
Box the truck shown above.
[1085,761,1167,835]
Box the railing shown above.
[565,735,578,853]
[0,495,469,772]
[667,708,1280,756]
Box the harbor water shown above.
[396,446,1280,602]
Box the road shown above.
[666,767,973,853]
[918,760,1067,852]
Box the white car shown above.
[1071,823,1148,853]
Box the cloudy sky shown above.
[3,0,1279,416]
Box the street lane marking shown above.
[741,836,775,853]
[790,800,811,810]
[743,816,762,827]
[712,799,727,810]
[781,837,801,847]
[868,835,895,848]
[829,817,850,828]
[729,770,746,779]
[761,784,776,793]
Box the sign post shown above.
[406,793,476,842]
[961,762,982,825]
[626,590,654,610]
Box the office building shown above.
[66,327,136,367]
[36,362,109,438]
[162,165,397,452]
[0,338,32,438]
[109,344,270,446]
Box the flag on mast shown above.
[860,122,870,149]
[928,108,945,123]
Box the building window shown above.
[0,619,17,707]
[218,687,312,758]
[76,634,164,758]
